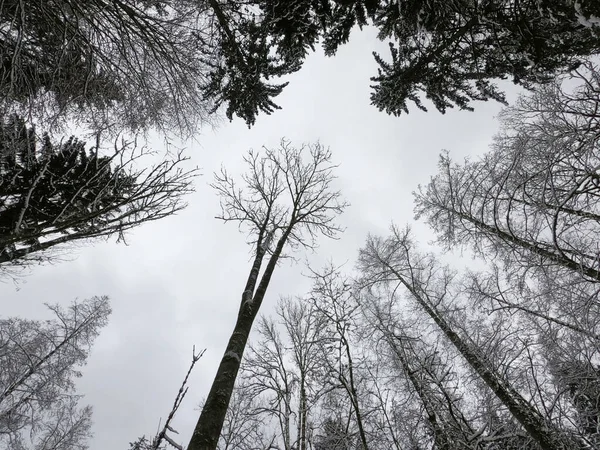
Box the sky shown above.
[0,26,522,450]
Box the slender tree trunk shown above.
[450,207,600,281]
[382,331,454,450]
[380,261,575,450]
[342,338,369,450]
[300,376,307,450]
[284,389,292,450]
[476,288,600,341]
[498,196,600,223]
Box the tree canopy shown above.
[0,297,111,450]
[227,0,600,119]
[3,0,600,130]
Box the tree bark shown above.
[187,230,290,450]
[341,336,369,450]
[299,376,307,450]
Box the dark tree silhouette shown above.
[0,115,196,274]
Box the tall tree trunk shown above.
[380,261,574,450]
[284,389,292,450]
[299,376,307,450]
[382,330,458,450]
[342,338,369,450]
[188,231,289,450]
[440,205,600,281]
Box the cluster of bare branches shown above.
[214,64,600,450]
[222,229,595,449]
[0,296,111,450]
[353,65,600,450]
[414,62,600,284]
[212,288,365,450]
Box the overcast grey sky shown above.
[0,27,521,450]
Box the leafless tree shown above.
[277,297,330,450]
[239,296,331,450]
[309,266,370,450]
[242,315,296,450]
[0,296,111,450]
[214,382,278,450]
[0,117,197,276]
[414,62,600,285]
[358,226,577,450]
[408,64,600,449]
[463,266,600,344]
[361,289,482,450]
[187,140,347,450]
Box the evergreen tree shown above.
[200,0,329,126]
[6,0,600,128]
[209,0,600,119]
[554,360,600,446]
[0,115,196,272]
[543,335,600,448]
[367,0,600,115]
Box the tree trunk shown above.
[343,338,369,450]
[383,331,454,450]
[187,231,290,450]
[187,303,256,449]
[299,376,307,450]
[383,262,574,450]
[447,207,600,281]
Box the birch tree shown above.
[0,296,111,450]
[187,140,347,450]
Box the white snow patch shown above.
[224,351,240,362]
[575,3,600,28]
[243,289,254,305]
